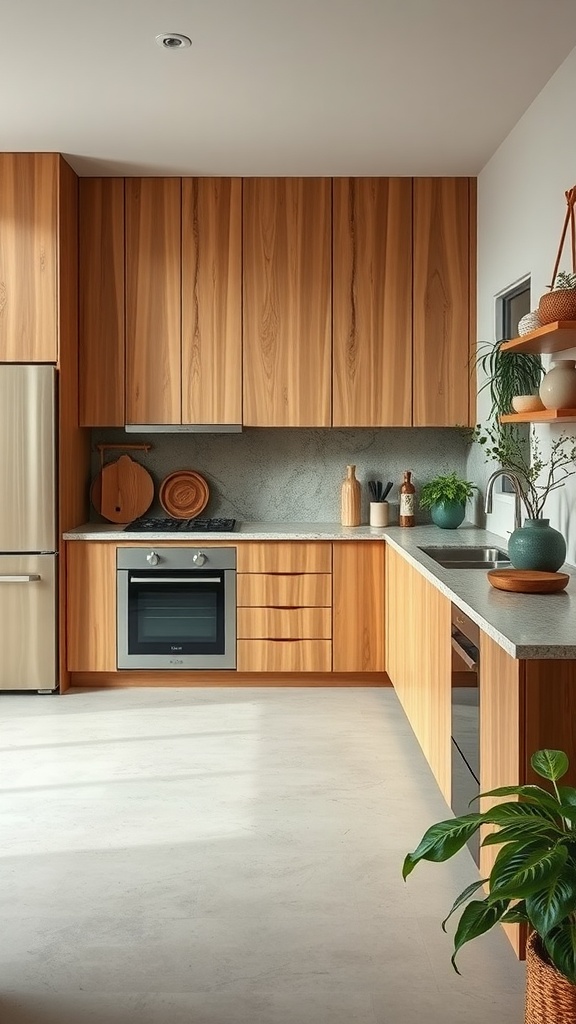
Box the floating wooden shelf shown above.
[500,408,576,424]
[500,321,576,354]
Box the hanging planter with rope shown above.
[538,185,576,324]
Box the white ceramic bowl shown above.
[511,394,545,413]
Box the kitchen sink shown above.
[418,545,511,569]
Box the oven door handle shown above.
[129,576,222,584]
[451,633,478,671]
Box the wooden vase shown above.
[341,465,361,527]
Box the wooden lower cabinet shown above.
[237,607,331,640]
[385,545,451,801]
[236,541,333,672]
[236,542,331,574]
[332,542,385,672]
[237,640,332,673]
[67,539,387,680]
[67,542,117,672]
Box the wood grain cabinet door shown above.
[182,178,242,425]
[243,178,332,426]
[413,177,473,427]
[333,178,412,426]
[79,178,125,426]
[333,542,385,672]
[385,545,451,801]
[125,178,182,425]
[0,154,58,362]
[67,543,117,672]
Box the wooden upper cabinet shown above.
[125,178,182,425]
[243,178,332,426]
[181,178,242,424]
[333,178,412,426]
[413,177,473,426]
[0,154,58,362]
[79,178,125,426]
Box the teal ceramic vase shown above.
[508,518,566,572]
[430,500,466,530]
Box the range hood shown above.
[125,423,243,434]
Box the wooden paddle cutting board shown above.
[91,454,154,524]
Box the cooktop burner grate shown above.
[125,517,237,533]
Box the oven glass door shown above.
[127,570,225,656]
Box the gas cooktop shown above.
[125,517,237,533]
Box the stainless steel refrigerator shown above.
[0,365,57,692]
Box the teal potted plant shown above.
[474,423,576,571]
[403,749,576,1024]
[419,472,476,530]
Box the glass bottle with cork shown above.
[399,470,416,527]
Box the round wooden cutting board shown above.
[159,470,209,519]
[91,454,154,524]
[487,569,569,594]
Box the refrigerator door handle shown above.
[0,574,41,583]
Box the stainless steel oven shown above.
[451,603,480,864]
[117,548,236,669]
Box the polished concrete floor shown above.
[0,687,525,1023]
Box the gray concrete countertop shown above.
[382,524,576,660]
[63,521,393,541]
[63,520,576,659]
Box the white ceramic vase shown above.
[539,360,576,410]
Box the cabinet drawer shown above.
[237,572,331,607]
[236,543,331,574]
[237,639,332,672]
[237,607,331,640]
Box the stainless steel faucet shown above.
[484,470,524,530]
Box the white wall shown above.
[469,44,576,562]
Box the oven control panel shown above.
[117,547,236,570]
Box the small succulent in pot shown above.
[419,472,476,529]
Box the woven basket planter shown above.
[525,932,576,1023]
[538,287,576,325]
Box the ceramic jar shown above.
[508,518,566,572]
[539,360,576,410]
[369,501,389,527]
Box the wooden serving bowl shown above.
[159,471,210,519]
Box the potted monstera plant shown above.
[403,749,576,1024]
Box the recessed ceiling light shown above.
[155,33,192,50]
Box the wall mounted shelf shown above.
[500,321,576,355]
[500,408,576,424]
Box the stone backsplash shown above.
[91,427,470,524]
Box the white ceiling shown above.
[3,0,576,177]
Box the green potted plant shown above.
[539,269,576,325]
[403,749,576,1024]
[473,423,576,570]
[419,472,476,530]
[475,340,544,419]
